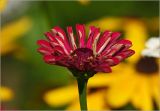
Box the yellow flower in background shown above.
[0,0,7,12]
[0,17,31,55]
[43,18,159,110]
[0,86,14,102]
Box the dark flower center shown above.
[72,48,94,69]
[135,57,158,74]
[72,48,94,59]
[69,48,95,78]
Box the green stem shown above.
[77,77,88,111]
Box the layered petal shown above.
[94,62,111,73]
[43,55,56,64]
[76,24,86,48]
[96,30,112,54]
[37,40,52,49]
[86,26,99,49]
[111,49,135,65]
[37,47,53,55]
[67,26,77,50]
[101,32,121,55]
[45,32,58,42]
[51,26,72,53]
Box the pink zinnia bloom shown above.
[37,24,135,77]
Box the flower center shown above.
[135,57,158,74]
[72,48,94,60]
[69,48,96,78]
[71,48,95,72]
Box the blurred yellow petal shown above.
[87,17,124,31]
[0,86,14,102]
[1,43,19,55]
[131,75,154,111]
[138,77,153,111]
[1,17,31,55]
[0,0,7,12]
[151,74,160,109]
[88,73,114,87]
[131,75,143,109]
[88,63,129,87]
[124,19,147,63]
[67,91,109,110]
[106,70,137,108]
[43,85,78,107]
[78,0,90,5]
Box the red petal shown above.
[121,49,135,58]
[97,30,112,54]
[76,24,86,48]
[44,32,58,43]
[86,26,97,49]
[43,55,56,64]
[37,40,52,50]
[53,46,65,55]
[117,39,132,50]
[55,35,71,55]
[106,39,133,56]
[114,49,135,62]
[50,41,59,47]
[105,57,120,66]
[106,44,124,56]
[92,28,100,45]
[67,26,77,50]
[94,63,112,73]
[51,26,72,52]
[102,32,121,55]
[37,47,53,55]
[51,26,67,40]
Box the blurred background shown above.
[0,0,159,110]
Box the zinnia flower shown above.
[37,24,134,77]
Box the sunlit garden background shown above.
[1,0,159,110]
